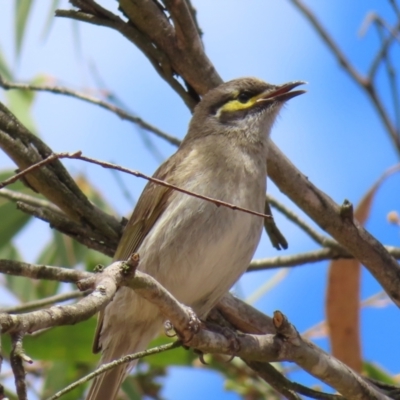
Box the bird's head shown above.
[186,77,306,145]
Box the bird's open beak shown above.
[256,81,307,103]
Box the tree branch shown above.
[289,0,400,152]
[0,290,87,314]
[0,259,89,283]
[267,143,400,307]
[10,333,31,400]
[0,258,391,400]
[244,361,343,400]
[0,102,122,240]
[15,201,116,256]
[0,74,180,147]
[0,151,274,221]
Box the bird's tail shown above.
[86,320,160,400]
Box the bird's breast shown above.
[137,154,266,316]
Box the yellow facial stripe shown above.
[216,89,264,118]
[219,97,258,113]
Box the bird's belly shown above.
[138,191,263,316]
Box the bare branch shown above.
[0,151,274,221]
[288,0,363,84]
[367,17,400,78]
[244,361,343,400]
[389,0,400,18]
[162,0,204,51]
[267,143,400,308]
[217,294,276,335]
[10,334,31,400]
[0,262,122,334]
[245,360,302,400]
[0,74,181,147]
[57,0,222,106]
[369,17,400,133]
[0,290,87,314]
[249,248,340,271]
[0,188,61,213]
[249,245,400,271]
[268,311,388,400]
[16,201,116,256]
[55,6,198,110]
[0,258,392,400]
[0,259,90,283]
[289,0,400,152]
[0,102,121,239]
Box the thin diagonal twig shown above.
[368,18,400,79]
[371,20,400,132]
[0,290,88,314]
[45,342,181,400]
[289,0,400,152]
[0,74,181,146]
[0,151,274,221]
[0,188,62,213]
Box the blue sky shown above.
[1,1,400,399]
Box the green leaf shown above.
[71,19,83,59]
[5,89,37,133]
[2,386,18,400]
[0,242,21,260]
[15,0,34,58]
[0,196,30,249]
[42,361,91,400]
[84,248,112,272]
[23,317,98,362]
[75,174,116,214]
[0,45,13,80]
[37,230,88,268]
[6,275,37,303]
[363,361,396,384]
[1,311,97,400]
[0,169,58,301]
[34,231,89,299]
[41,0,61,40]
[121,378,142,400]
[0,170,33,250]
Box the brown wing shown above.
[114,184,173,260]
[92,157,177,353]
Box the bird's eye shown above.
[237,92,251,103]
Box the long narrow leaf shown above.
[41,0,61,40]
[0,45,13,80]
[15,0,34,58]
[326,164,400,372]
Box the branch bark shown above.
[0,260,391,399]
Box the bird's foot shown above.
[164,320,177,337]
[163,307,202,343]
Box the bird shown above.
[86,77,305,399]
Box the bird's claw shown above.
[164,320,177,337]
[163,307,201,343]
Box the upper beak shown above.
[256,81,307,103]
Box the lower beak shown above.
[256,81,306,103]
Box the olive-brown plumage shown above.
[87,77,305,400]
